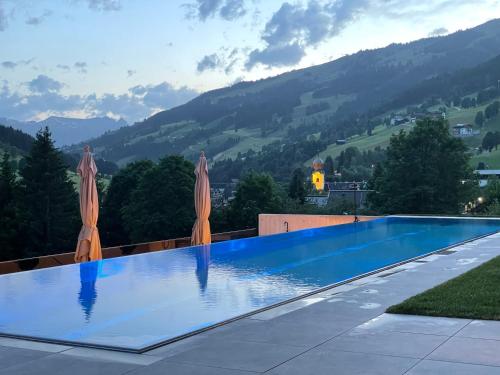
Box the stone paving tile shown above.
[406,359,500,374]
[266,348,418,375]
[456,320,500,341]
[0,353,139,375]
[128,360,259,374]
[60,347,162,365]
[0,337,71,353]
[273,297,386,326]
[0,346,51,371]
[144,333,210,358]
[428,336,500,367]
[319,330,448,359]
[164,338,306,373]
[200,317,348,348]
[356,313,471,336]
[249,296,326,320]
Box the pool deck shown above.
[2,233,500,374]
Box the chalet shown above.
[390,115,409,126]
[452,124,474,137]
[475,169,500,187]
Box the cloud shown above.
[84,0,122,11]
[246,0,483,70]
[1,61,16,69]
[56,64,71,71]
[26,9,52,25]
[27,75,63,93]
[74,61,88,73]
[428,27,449,37]
[246,0,367,70]
[129,82,198,109]
[197,48,241,74]
[185,0,247,21]
[127,69,136,77]
[197,54,223,72]
[0,79,198,123]
[1,58,35,69]
[220,0,246,20]
[246,42,305,70]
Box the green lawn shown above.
[387,256,500,320]
[307,122,413,164]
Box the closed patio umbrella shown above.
[191,151,211,245]
[75,145,102,262]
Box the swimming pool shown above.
[0,216,499,352]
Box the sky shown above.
[1,0,499,124]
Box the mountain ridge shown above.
[72,19,500,167]
[0,116,128,147]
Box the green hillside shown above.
[72,19,500,170]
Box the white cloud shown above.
[184,0,247,21]
[0,79,198,123]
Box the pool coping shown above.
[1,216,499,353]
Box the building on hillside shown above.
[210,180,238,207]
[390,115,409,126]
[328,181,372,209]
[475,169,500,188]
[305,181,374,209]
[452,124,475,137]
[305,193,330,207]
[336,139,346,145]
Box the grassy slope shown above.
[306,122,414,164]
[387,256,500,320]
[301,100,500,167]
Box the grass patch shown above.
[387,255,500,320]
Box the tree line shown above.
[0,119,480,262]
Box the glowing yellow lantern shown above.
[311,158,325,191]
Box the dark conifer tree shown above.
[0,153,21,261]
[289,168,306,204]
[19,127,79,257]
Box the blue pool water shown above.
[0,216,499,352]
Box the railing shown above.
[0,228,257,276]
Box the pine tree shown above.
[475,111,484,127]
[0,153,21,261]
[100,160,154,246]
[19,128,80,257]
[324,155,335,177]
[367,119,475,214]
[121,156,195,243]
[289,168,306,204]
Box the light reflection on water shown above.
[0,217,499,351]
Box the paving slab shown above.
[0,337,71,353]
[266,348,418,375]
[428,336,500,367]
[127,360,258,375]
[0,353,139,375]
[456,320,500,341]
[60,347,162,365]
[320,330,448,359]
[406,359,500,374]
[200,317,348,348]
[164,338,306,372]
[357,313,471,336]
[0,346,52,372]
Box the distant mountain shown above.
[0,116,128,147]
[72,19,500,167]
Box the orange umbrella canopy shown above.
[191,152,211,245]
[75,146,102,263]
